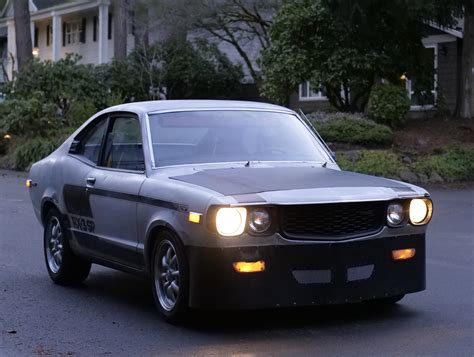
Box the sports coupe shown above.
[28,100,433,321]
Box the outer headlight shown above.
[215,207,247,236]
[387,202,405,226]
[409,198,433,225]
[249,208,271,234]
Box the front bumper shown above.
[186,234,425,309]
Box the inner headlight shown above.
[249,208,271,233]
[387,202,405,226]
[215,207,247,236]
[409,198,433,225]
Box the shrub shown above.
[310,113,393,146]
[414,146,474,182]
[13,137,64,171]
[5,54,112,114]
[338,150,401,178]
[108,38,244,101]
[66,99,98,127]
[0,92,58,137]
[367,84,410,128]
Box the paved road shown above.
[0,170,473,356]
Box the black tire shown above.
[151,230,189,323]
[44,208,91,285]
[367,294,405,306]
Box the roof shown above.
[104,100,294,115]
[33,0,71,10]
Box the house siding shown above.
[436,40,460,113]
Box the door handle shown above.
[86,177,96,188]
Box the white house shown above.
[0,0,135,81]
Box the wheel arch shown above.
[144,220,184,272]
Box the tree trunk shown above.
[458,4,473,119]
[132,0,149,49]
[113,0,128,60]
[13,0,33,71]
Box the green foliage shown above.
[367,84,411,128]
[414,146,474,182]
[5,55,111,115]
[338,150,402,178]
[310,113,393,145]
[0,92,58,137]
[13,137,63,170]
[261,0,439,111]
[108,39,244,101]
[66,99,98,128]
[165,39,244,99]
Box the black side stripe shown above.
[89,187,188,212]
[63,185,187,213]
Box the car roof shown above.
[102,100,295,115]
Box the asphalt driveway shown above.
[0,170,472,356]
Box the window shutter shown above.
[93,16,97,42]
[62,22,66,46]
[80,18,86,43]
[46,24,50,46]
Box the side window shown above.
[74,118,108,165]
[102,116,145,171]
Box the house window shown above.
[299,81,327,101]
[65,20,82,45]
[405,46,437,109]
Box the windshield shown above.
[148,110,329,167]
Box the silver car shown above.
[28,100,433,322]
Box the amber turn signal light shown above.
[26,179,36,188]
[392,248,416,261]
[188,212,202,224]
[233,260,266,273]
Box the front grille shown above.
[281,201,386,240]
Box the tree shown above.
[133,0,279,84]
[195,0,281,84]
[261,0,435,111]
[13,0,33,71]
[459,3,473,118]
[113,0,128,59]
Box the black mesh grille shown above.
[281,202,386,240]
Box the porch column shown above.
[98,3,109,64]
[6,20,15,78]
[51,12,62,61]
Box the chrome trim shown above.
[147,107,294,115]
[145,113,156,171]
[153,160,328,170]
[228,194,426,206]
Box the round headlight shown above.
[249,208,271,233]
[387,203,405,226]
[215,207,247,236]
[409,198,432,225]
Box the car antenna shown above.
[322,162,327,168]
[245,161,250,167]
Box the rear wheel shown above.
[151,230,189,323]
[44,208,91,285]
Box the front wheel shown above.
[44,208,91,285]
[151,230,189,323]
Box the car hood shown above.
[170,166,426,204]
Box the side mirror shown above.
[69,140,80,154]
